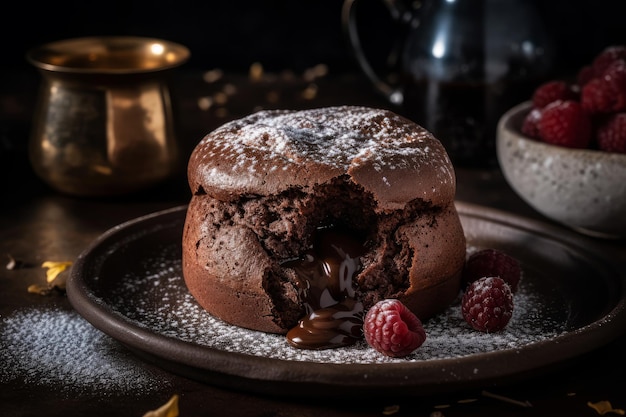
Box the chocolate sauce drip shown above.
[284,227,366,349]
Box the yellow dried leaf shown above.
[27,261,72,295]
[42,261,72,284]
[143,395,179,417]
[588,401,626,415]
[27,284,51,295]
[382,404,400,415]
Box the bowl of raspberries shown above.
[496,45,626,239]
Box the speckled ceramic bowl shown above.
[496,101,626,239]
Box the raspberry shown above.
[363,299,426,357]
[592,45,626,76]
[581,60,626,114]
[521,107,543,139]
[596,113,626,153]
[462,249,522,292]
[538,100,592,148]
[531,80,577,109]
[462,277,514,333]
[581,78,614,113]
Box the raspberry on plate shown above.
[363,299,426,358]
[596,113,626,153]
[462,277,514,333]
[462,248,522,292]
[532,80,577,109]
[538,100,592,148]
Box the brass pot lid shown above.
[27,36,190,74]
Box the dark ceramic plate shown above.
[67,203,626,398]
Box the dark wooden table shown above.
[1,69,625,417]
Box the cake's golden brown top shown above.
[187,106,456,210]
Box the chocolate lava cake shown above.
[182,106,466,347]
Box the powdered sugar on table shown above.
[0,307,171,396]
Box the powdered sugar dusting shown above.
[0,307,171,396]
[100,243,567,364]
[200,107,434,168]
[191,106,454,193]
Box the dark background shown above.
[2,0,626,165]
[3,0,626,76]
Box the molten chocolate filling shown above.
[283,227,366,349]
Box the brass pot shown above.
[27,36,190,196]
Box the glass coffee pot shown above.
[343,0,556,166]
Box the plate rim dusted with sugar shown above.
[67,202,626,398]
